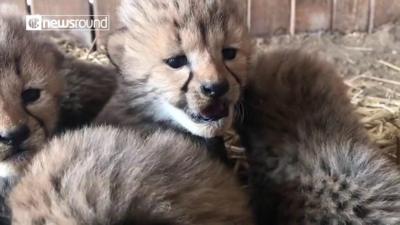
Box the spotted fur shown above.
[0,8,118,177]
[0,8,118,223]
[0,9,64,180]
[236,49,400,224]
[0,10,64,224]
[10,126,254,225]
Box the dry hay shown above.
[348,74,400,164]
[58,39,400,176]
[54,38,110,65]
[226,72,400,176]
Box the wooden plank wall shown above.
[1,0,27,13]
[0,0,400,46]
[30,0,92,46]
[93,0,120,46]
[249,0,400,35]
[296,0,331,33]
[332,0,369,33]
[374,0,400,28]
[250,0,291,36]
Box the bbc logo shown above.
[25,15,109,31]
[25,15,42,30]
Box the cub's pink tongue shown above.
[200,102,229,121]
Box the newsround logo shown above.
[26,15,109,31]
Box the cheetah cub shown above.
[0,8,117,223]
[236,49,400,224]
[0,11,64,223]
[0,11,63,182]
[96,0,252,140]
[0,9,117,179]
[10,126,254,225]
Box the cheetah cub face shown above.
[109,0,251,138]
[0,15,63,177]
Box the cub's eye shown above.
[222,48,238,61]
[21,88,41,104]
[165,55,188,69]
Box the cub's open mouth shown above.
[189,100,230,123]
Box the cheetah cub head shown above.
[0,14,63,177]
[109,0,251,138]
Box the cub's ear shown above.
[39,40,66,70]
[106,27,128,68]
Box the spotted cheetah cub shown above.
[236,49,400,224]
[0,11,64,223]
[96,0,252,140]
[0,9,117,179]
[9,126,254,225]
[0,8,117,223]
[0,11,63,182]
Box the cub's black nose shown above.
[0,125,30,146]
[201,82,229,98]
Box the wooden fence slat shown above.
[374,0,400,29]
[0,0,27,14]
[296,0,331,33]
[250,0,291,36]
[31,0,92,46]
[333,0,369,33]
[6,0,398,43]
[30,0,90,19]
[244,0,250,29]
[93,0,120,47]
